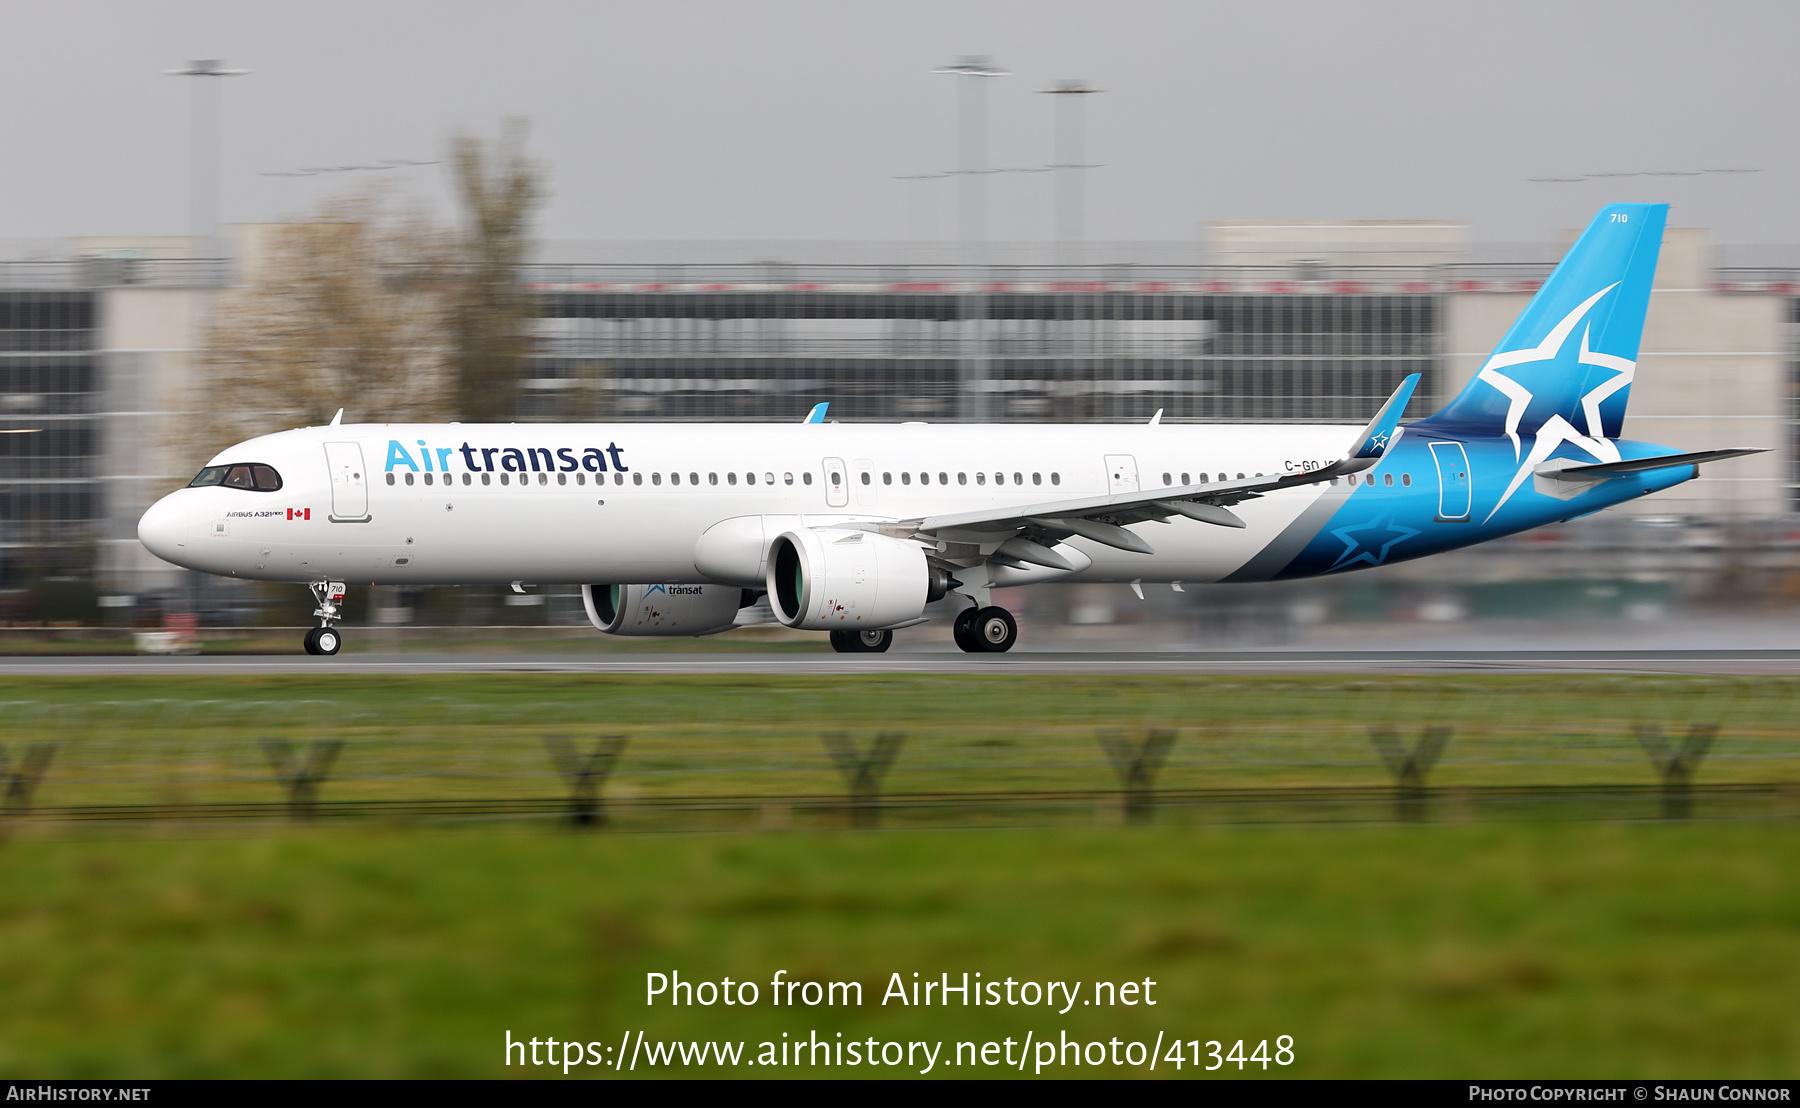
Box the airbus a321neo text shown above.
[138,204,1758,656]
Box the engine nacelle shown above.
[581,583,746,636]
[766,528,947,630]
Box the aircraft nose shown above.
[137,495,189,563]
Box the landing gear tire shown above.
[303,627,320,655]
[972,606,1017,653]
[952,607,981,653]
[830,628,893,653]
[304,626,342,656]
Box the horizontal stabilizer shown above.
[1535,448,1764,482]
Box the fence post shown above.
[1098,729,1178,825]
[0,743,56,816]
[544,735,628,827]
[1369,725,1451,821]
[261,737,344,820]
[1634,722,1716,820]
[822,732,905,828]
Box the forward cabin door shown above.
[325,441,371,522]
[1105,454,1140,494]
[822,457,849,507]
[1429,441,1471,522]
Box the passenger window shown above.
[481,473,491,486]
[858,473,867,486]
[633,472,643,486]
[828,471,840,485]
[710,473,719,486]
[993,473,1003,485]
[386,473,396,486]
[539,473,548,486]
[501,473,511,486]
[670,472,680,485]
[1032,472,1041,485]
[728,472,737,486]
[901,472,911,485]
[764,472,774,485]
[614,473,623,485]
[958,473,967,485]
[557,473,567,486]
[689,473,698,486]
[803,472,813,485]
[652,473,662,486]
[1050,473,1060,485]
[882,472,891,485]
[1181,472,1189,485]
[574,473,583,485]
[1383,473,1394,487]
[938,472,947,485]
[1013,472,1022,486]
[1401,473,1412,487]
[404,472,415,486]
[1162,472,1172,486]
[785,472,794,485]
[746,472,756,485]
[976,473,985,485]
[1236,472,1245,480]
[423,473,433,486]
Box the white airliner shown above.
[137,204,1758,655]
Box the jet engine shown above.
[581,583,748,636]
[765,528,950,630]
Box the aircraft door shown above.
[324,441,371,522]
[1105,454,1140,493]
[822,457,849,507]
[1429,441,1471,521]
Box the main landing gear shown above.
[953,605,1017,653]
[303,580,347,656]
[830,628,893,653]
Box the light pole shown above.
[932,56,1008,421]
[1039,80,1103,268]
[164,60,249,263]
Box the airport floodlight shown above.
[1038,80,1105,265]
[932,55,1009,422]
[931,55,1010,78]
[164,59,249,264]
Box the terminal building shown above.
[2,222,1795,612]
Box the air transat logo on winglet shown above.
[384,439,628,475]
[1477,284,1633,522]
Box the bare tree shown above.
[190,119,549,464]
[192,185,453,461]
[443,118,547,423]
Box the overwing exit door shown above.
[1429,441,1471,521]
[1105,454,1140,493]
[325,441,371,522]
[822,457,849,507]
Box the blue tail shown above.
[1416,203,1666,445]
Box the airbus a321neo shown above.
[138,203,1757,655]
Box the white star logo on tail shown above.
[1476,283,1635,522]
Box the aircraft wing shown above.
[896,374,1419,561]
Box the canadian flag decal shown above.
[287,508,312,520]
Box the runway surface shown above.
[7,649,1800,676]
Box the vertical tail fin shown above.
[1418,203,1666,444]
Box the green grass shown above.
[0,821,1796,1078]
[4,675,1800,812]
[2,675,1797,1077]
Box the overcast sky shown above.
[4,0,1797,246]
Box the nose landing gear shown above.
[303,580,347,656]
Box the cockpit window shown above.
[189,463,283,491]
